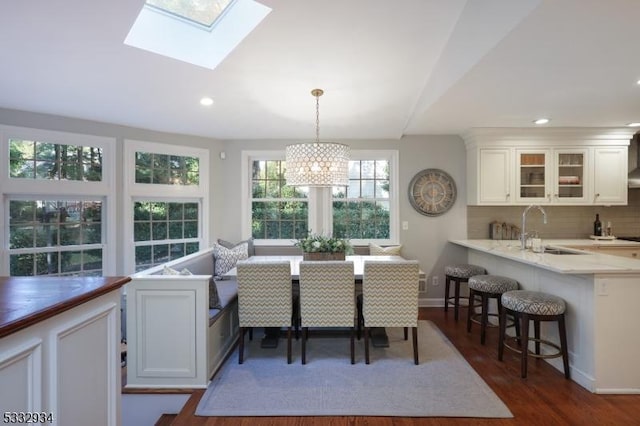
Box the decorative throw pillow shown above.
[369,242,402,256]
[162,265,221,309]
[162,265,193,275]
[217,237,255,257]
[212,242,249,278]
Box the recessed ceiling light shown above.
[533,118,550,125]
[200,97,214,106]
[636,79,640,85]
[627,122,640,127]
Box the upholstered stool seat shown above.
[501,290,566,316]
[467,275,519,345]
[444,264,486,321]
[498,290,570,379]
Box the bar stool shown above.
[444,264,486,321]
[498,290,570,379]
[467,275,519,345]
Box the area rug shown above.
[195,320,512,417]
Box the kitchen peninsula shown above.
[450,239,640,394]
[0,276,129,426]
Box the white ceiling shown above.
[1,0,639,141]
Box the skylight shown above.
[146,0,234,28]
[125,0,271,70]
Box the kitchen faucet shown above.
[521,204,548,249]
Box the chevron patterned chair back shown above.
[298,260,356,364]
[362,260,420,364]
[237,260,293,364]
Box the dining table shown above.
[223,255,425,349]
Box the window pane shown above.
[11,254,34,276]
[9,199,104,277]
[133,200,200,269]
[170,243,185,260]
[153,244,169,264]
[332,159,392,240]
[9,140,102,182]
[135,151,199,186]
[169,221,183,239]
[134,223,151,241]
[186,242,200,255]
[251,159,308,240]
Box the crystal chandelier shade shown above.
[285,89,350,187]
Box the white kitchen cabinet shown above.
[464,128,632,206]
[475,148,512,204]
[593,147,627,205]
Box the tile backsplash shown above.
[467,190,640,239]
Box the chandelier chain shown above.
[315,92,320,143]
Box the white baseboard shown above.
[419,298,444,308]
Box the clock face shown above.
[408,169,457,216]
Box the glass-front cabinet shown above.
[516,150,549,203]
[554,149,587,203]
[516,148,589,204]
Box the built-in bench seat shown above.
[125,247,239,389]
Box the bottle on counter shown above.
[607,221,612,237]
[594,214,602,236]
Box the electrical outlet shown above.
[597,281,608,296]
[402,221,409,230]
[432,276,439,286]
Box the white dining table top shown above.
[223,255,425,281]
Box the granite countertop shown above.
[449,239,640,275]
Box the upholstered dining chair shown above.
[298,260,356,364]
[237,260,293,364]
[362,260,420,365]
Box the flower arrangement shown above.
[294,233,353,254]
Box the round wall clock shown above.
[408,168,457,216]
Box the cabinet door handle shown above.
[633,253,637,258]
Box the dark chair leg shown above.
[454,278,461,320]
[521,313,530,378]
[404,327,408,340]
[498,307,507,361]
[249,327,253,341]
[364,326,370,364]
[287,326,292,364]
[534,319,541,355]
[444,276,451,313]
[558,314,571,379]
[480,293,489,345]
[466,289,475,333]
[239,327,245,364]
[350,327,355,364]
[356,295,363,340]
[301,327,308,364]
[412,326,419,365]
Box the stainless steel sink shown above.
[543,246,588,255]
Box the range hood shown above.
[629,133,640,188]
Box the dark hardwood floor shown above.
[165,307,640,426]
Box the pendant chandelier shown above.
[285,89,350,187]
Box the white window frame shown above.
[0,125,116,275]
[241,149,399,246]
[123,140,210,273]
